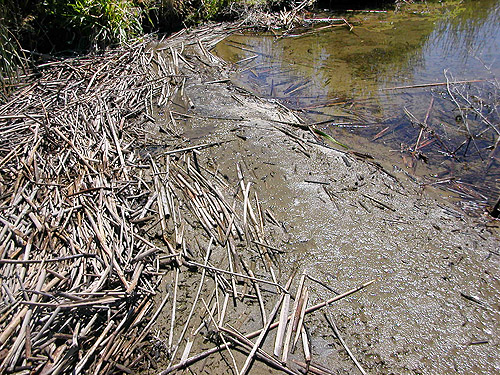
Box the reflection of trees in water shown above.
[328,19,438,95]
[215,2,500,204]
[373,0,499,88]
[219,0,499,98]
[428,0,500,65]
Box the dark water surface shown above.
[215,0,500,212]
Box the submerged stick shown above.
[381,79,484,91]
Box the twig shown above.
[185,261,286,291]
[169,238,213,365]
[382,79,484,91]
[239,274,294,375]
[323,313,367,375]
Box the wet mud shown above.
[149,38,500,374]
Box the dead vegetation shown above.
[0,22,376,375]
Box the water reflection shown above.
[429,0,500,68]
[215,0,500,210]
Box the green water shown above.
[215,0,500,211]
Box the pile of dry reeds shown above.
[0,24,373,375]
[0,33,188,373]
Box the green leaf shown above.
[313,128,349,149]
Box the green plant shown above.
[184,0,235,23]
[0,8,27,100]
[203,0,231,19]
[64,0,144,49]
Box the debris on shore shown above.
[0,23,376,374]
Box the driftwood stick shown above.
[299,326,312,372]
[248,268,267,326]
[168,268,179,350]
[220,326,299,375]
[239,274,294,375]
[74,320,115,375]
[293,360,335,375]
[1,269,46,372]
[159,142,223,156]
[274,292,290,357]
[0,253,91,264]
[200,298,239,374]
[225,240,239,300]
[240,274,293,375]
[292,288,308,352]
[282,273,305,362]
[53,127,98,174]
[125,292,170,358]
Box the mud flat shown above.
[156,27,500,375]
[0,22,498,375]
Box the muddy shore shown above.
[0,20,498,375]
[152,28,500,374]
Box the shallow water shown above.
[215,0,500,211]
